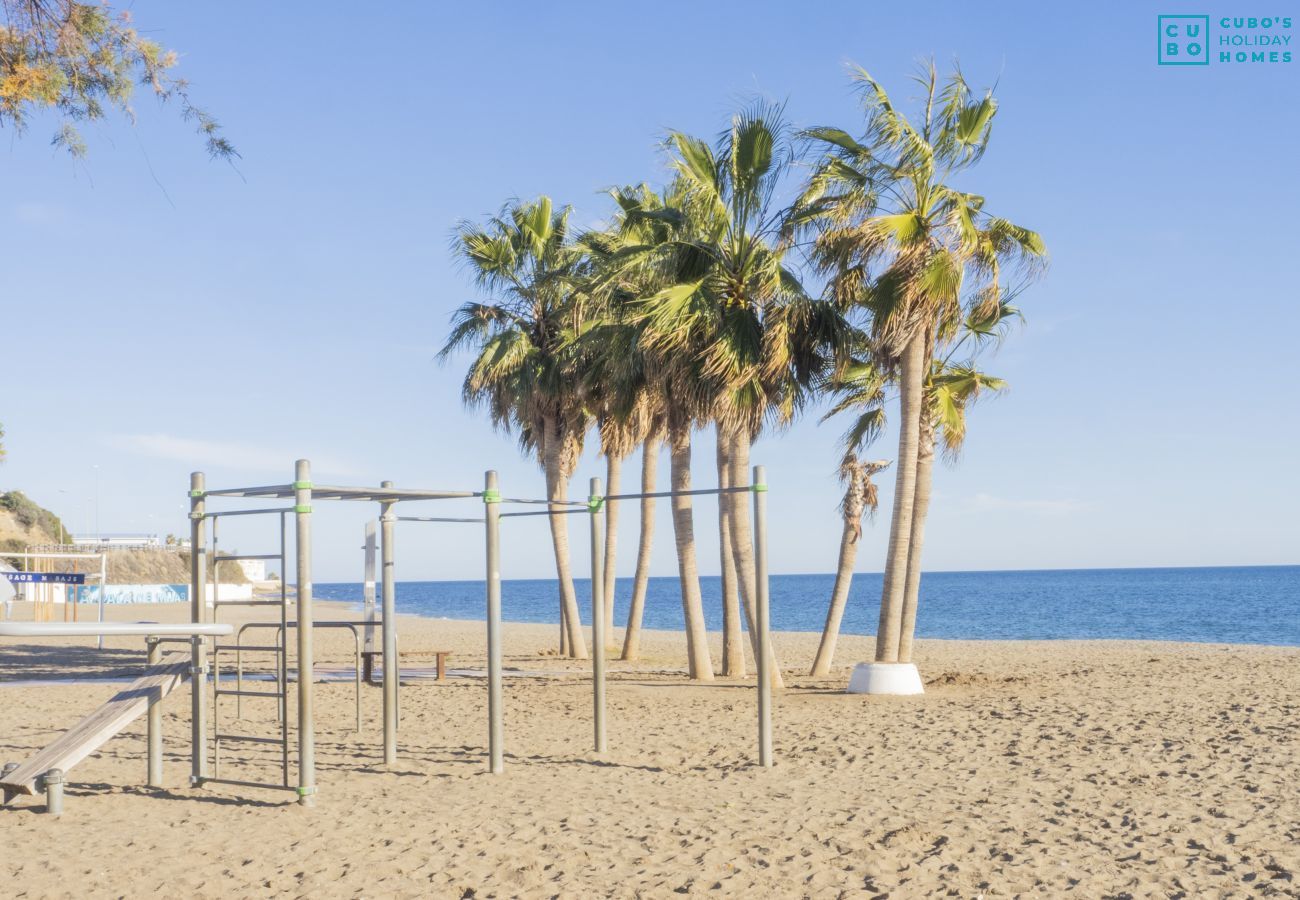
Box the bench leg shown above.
[2,762,17,806]
[42,769,64,816]
[436,653,446,682]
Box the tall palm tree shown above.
[441,196,589,659]
[577,184,681,660]
[650,104,850,687]
[801,63,1045,664]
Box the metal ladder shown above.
[207,508,293,791]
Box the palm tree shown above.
[895,302,1016,662]
[808,356,892,676]
[809,453,889,676]
[441,196,589,659]
[573,186,683,665]
[651,104,850,688]
[801,63,1045,664]
[809,305,1018,673]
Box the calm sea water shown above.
[315,566,1300,646]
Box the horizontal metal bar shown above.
[214,689,286,698]
[203,484,295,498]
[0,622,232,637]
[214,600,284,607]
[0,552,107,560]
[205,508,293,519]
[239,620,377,629]
[395,516,484,523]
[197,776,295,793]
[499,507,587,519]
[213,644,282,653]
[602,485,755,502]
[214,553,282,561]
[215,733,284,745]
[499,497,586,506]
[205,484,481,502]
[313,485,479,501]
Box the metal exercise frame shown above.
[189,461,480,805]
[185,458,775,809]
[395,465,776,771]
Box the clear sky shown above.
[2,1,1296,581]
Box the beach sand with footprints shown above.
[1,601,1297,897]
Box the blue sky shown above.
[2,1,1297,581]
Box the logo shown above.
[1159,15,1210,64]
[1158,14,1294,65]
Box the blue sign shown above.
[3,572,86,585]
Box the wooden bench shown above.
[1,651,187,801]
[362,650,453,682]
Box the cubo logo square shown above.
[1159,15,1211,64]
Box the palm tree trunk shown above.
[809,519,861,676]
[543,417,587,660]
[668,414,713,680]
[620,433,660,661]
[716,429,745,678]
[874,332,926,663]
[726,428,785,689]
[896,420,935,664]
[544,451,570,657]
[601,452,622,647]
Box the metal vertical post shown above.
[97,553,106,650]
[294,460,316,807]
[188,472,208,786]
[362,520,377,683]
[588,477,607,754]
[753,465,773,767]
[484,470,503,774]
[379,483,398,766]
[147,637,163,789]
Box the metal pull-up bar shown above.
[576,465,773,768]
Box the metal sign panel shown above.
[3,572,87,585]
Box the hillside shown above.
[0,490,68,550]
[0,490,246,584]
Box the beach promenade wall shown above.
[16,584,253,605]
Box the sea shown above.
[315,565,1300,646]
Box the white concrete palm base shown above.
[846,662,924,695]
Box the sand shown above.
[1,600,1297,898]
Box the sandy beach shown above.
[1,600,1297,898]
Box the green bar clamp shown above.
[296,786,317,797]
[752,484,768,493]
[188,511,203,521]
[587,495,605,512]
[481,490,501,504]
[189,490,205,499]
[292,480,313,490]
[294,504,312,514]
